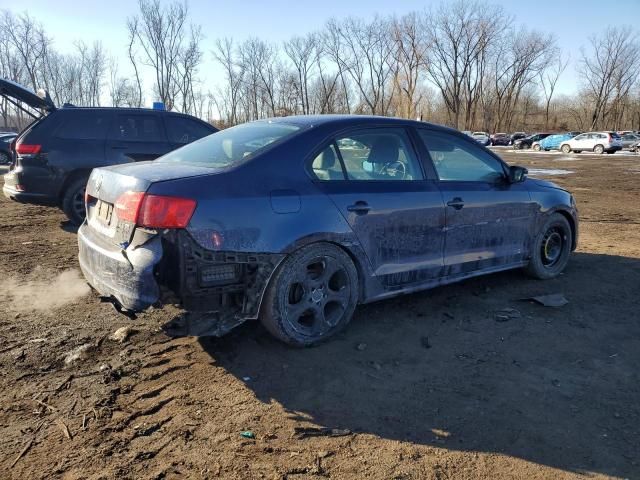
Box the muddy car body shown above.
[78,115,578,346]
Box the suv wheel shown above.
[561,144,571,154]
[0,151,9,165]
[261,243,359,347]
[593,144,604,154]
[525,213,572,280]
[62,178,88,226]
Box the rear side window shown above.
[56,111,111,140]
[111,114,165,142]
[165,116,213,144]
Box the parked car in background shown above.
[1,79,217,224]
[513,133,552,150]
[510,132,527,144]
[559,132,623,154]
[0,132,17,165]
[490,133,510,146]
[472,131,490,146]
[78,115,578,346]
[461,130,472,137]
[533,133,579,151]
[620,132,640,150]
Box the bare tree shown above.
[579,26,640,130]
[539,54,568,130]
[127,0,202,111]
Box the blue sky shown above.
[5,0,640,100]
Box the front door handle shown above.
[447,197,465,210]
[347,201,371,214]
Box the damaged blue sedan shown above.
[78,116,578,346]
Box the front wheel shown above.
[525,213,573,280]
[61,178,88,226]
[533,144,541,152]
[260,243,359,346]
[561,144,571,154]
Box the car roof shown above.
[265,114,456,133]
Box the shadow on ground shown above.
[195,252,640,478]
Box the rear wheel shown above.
[533,144,541,152]
[606,151,615,154]
[525,213,572,280]
[61,178,88,226]
[0,150,9,165]
[261,243,359,347]
[523,143,531,150]
[561,144,571,154]
[593,144,604,154]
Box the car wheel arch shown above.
[549,207,577,251]
[58,169,92,203]
[279,238,370,303]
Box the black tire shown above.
[260,243,359,347]
[525,213,573,280]
[561,144,571,154]
[61,177,88,225]
[593,144,604,154]
[606,151,615,154]
[523,143,531,150]
[0,150,10,165]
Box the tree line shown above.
[1,0,639,132]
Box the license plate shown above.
[96,200,114,225]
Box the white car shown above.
[559,132,623,154]
[471,131,490,146]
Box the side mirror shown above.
[508,165,528,183]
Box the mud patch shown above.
[0,268,90,312]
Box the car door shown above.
[310,127,446,287]
[417,129,537,276]
[105,112,171,164]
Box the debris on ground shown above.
[293,427,352,439]
[55,418,72,440]
[240,431,255,439]
[63,343,95,366]
[355,343,367,351]
[109,326,134,343]
[494,308,522,322]
[525,294,569,307]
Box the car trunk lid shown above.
[85,162,212,246]
[0,78,55,116]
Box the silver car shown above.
[559,132,623,154]
[620,133,640,150]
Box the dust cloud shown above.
[0,268,90,312]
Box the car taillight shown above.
[114,191,196,228]
[16,143,41,155]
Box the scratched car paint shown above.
[78,115,578,346]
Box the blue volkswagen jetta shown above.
[78,115,578,346]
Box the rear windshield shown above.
[157,121,301,168]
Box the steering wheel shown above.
[380,161,407,180]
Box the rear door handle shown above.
[447,197,465,210]
[347,201,371,214]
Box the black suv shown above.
[1,79,217,224]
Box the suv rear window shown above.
[55,111,111,140]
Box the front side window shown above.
[111,115,164,142]
[333,128,423,181]
[157,121,300,169]
[418,130,505,182]
[165,116,214,144]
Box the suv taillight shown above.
[114,191,196,228]
[16,143,42,155]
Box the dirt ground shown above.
[1,149,639,480]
